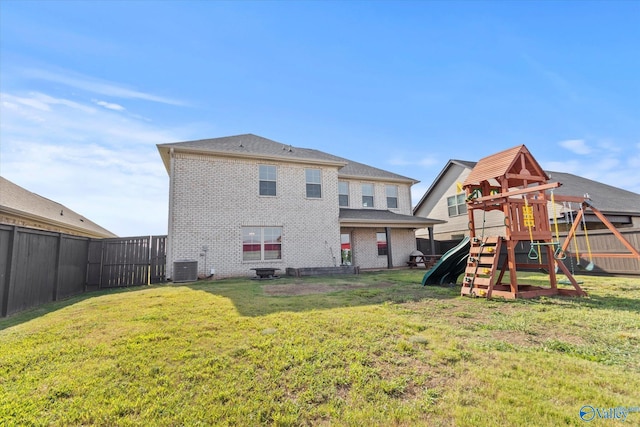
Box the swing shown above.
[558,201,584,285]
[550,191,567,260]
[579,203,595,271]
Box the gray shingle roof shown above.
[0,177,117,238]
[337,159,417,183]
[157,134,417,183]
[414,159,640,215]
[547,171,640,214]
[159,134,347,165]
[339,208,444,227]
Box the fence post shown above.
[52,233,63,301]
[1,227,19,317]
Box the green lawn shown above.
[1,271,639,426]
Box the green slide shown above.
[421,236,471,286]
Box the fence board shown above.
[57,236,89,299]
[150,236,166,283]
[4,228,59,316]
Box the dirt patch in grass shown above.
[262,281,397,296]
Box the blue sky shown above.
[1,1,639,236]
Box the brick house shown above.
[157,134,442,279]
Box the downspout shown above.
[167,148,175,280]
[385,227,393,269]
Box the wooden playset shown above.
[460,145,640,299]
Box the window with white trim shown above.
[447,194,467,217]
[362,183,374,207]
[242,227,282,261]
[338,181,349,207]
[386,185,398,209]
[259,165,277,196]
[305,169,322,198]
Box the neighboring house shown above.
[413,157,640,241]
[157,134,443,279]
[0,176,117,239]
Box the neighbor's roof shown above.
[412,159,474,212]
[0,177,117,238]
[547,171,640,215]
[339,208,445,228]
[413,158,640,216]
[157,134,418,183]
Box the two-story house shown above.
[157,134,442,279]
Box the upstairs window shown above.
[362,183,374,207]
[338,181,349,207]
[386,185,398,209]
[306,169,322,198]
[447,194,467,217]
[259,165,277,196]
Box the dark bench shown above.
[250,267,281,279]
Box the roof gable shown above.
[158,134,348,169]
[413,160,473,214]
[463,145,549,188]
[158,134,417,183]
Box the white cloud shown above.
[0,90,188,236]
[559,139,591,155]
[23,67,185,106]
[544,150,640,195]
[93,99,125,111]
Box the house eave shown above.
[0,206,116,239]
[157,145,348,173]
[339,219,433,228]
[338,173,418,185]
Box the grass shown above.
[1,271,639,426]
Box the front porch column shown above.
[428,226,435,255]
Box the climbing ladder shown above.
[461,236,503,298]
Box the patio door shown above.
[340,233,352,265]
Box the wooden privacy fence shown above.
[1,225,166,317]
[87,235,166,287]
[1,225,89,317]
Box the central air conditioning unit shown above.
[173,260,198,283]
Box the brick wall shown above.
[338,179,413,215]
[168,153,341,278]
[348,227,418,269]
